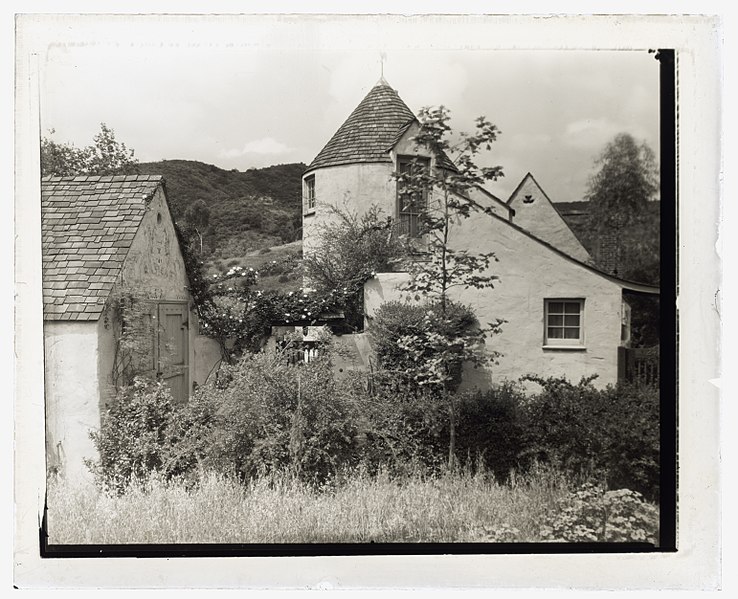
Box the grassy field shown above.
[46,467,575,545]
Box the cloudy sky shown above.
[37,14,660,203]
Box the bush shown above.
[87,377,178,492]
[183,336,365,483]
[519,376,660,500]
[455,383,527,481]
[371,299,480,394]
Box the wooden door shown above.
[156,302,190,403]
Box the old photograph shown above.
[16,13,724,590]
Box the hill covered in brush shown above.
[136,160,306,259]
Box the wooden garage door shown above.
[157,302,190,403]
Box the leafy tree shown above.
[41,122,138,177]
[184,199,211,254]
[386,106,505,467]
[303,204,404,330]
[584,133,659,281]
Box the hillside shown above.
[136,160,306,261]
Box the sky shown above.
[37,15,660,203]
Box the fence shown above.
[618,345,660,387]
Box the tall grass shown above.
[46,465,571,545]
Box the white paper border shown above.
[11,9,723,591]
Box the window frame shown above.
[303,174,316,214]
[396,155,430,238]
[543,298,585,348]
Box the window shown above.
[397,156,429,238]
[304,175,316,212]
[544,299,584,347]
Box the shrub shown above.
[187,335,365,483]
[358,383,448,474]
[455,383,527,481]
[370,299,481,394]
[87,377,178,492]
[519,376,660,500]
[540,483,659,543]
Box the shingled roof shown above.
[41,174,164,321]
[306,80,416,172]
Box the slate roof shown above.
[306,79,456,173]
[41,174,164,321]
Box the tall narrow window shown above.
[304,175,316,212]
[397,156,429,238]
[544,299,584,346]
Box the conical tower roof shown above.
[306,79,416,173]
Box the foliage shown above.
[107,290,157,390]
[454,383,527,481]
[303,204,404,330]
[519,375,660,500]
[386,106,506,466]
[135,160,306,257]
[199,264,352,359]
[586,133,658,226]
[370,299,491,393]
[41,123,139,177]
[540,483,659,543]
[177,336,365,483]
[48,465,575,544]
[87,377,177,492]
[584,133,659,282]
[398,107,504,312]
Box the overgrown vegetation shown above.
[48,466,657,545]
[86,331,659,504]
[303,204,404,330]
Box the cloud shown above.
[219,137,294,158]
[562,118,624,150]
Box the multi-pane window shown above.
[304,175,316,212]
[545,299,584,345]
[397,156,429,238]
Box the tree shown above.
[387,106,505,467]
[584,133,659,280]
[302,204,404,330]
[184,199,211,254]
[41,122,139,177]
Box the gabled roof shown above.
[485,206,659,295]
[306,79,457,174]
[41,174,164,321]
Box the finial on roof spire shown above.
[376,52,390,87]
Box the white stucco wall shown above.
[303,163,396,259]
[44,321,100,480]
[364,212,626,389]
[113,186,197,396]
[45,185,201,479]
[508,174,592,262]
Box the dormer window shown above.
[397,156,430,238]
[304,175,316,213]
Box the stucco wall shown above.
[44,321,100,480]
[364,213,625,389]
[114,186,197,395]
[303,163,396,259]
[508,175,592,262]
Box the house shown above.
[301,78,659,388]
[41,174,220,479]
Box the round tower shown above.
[301,78,426,260]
